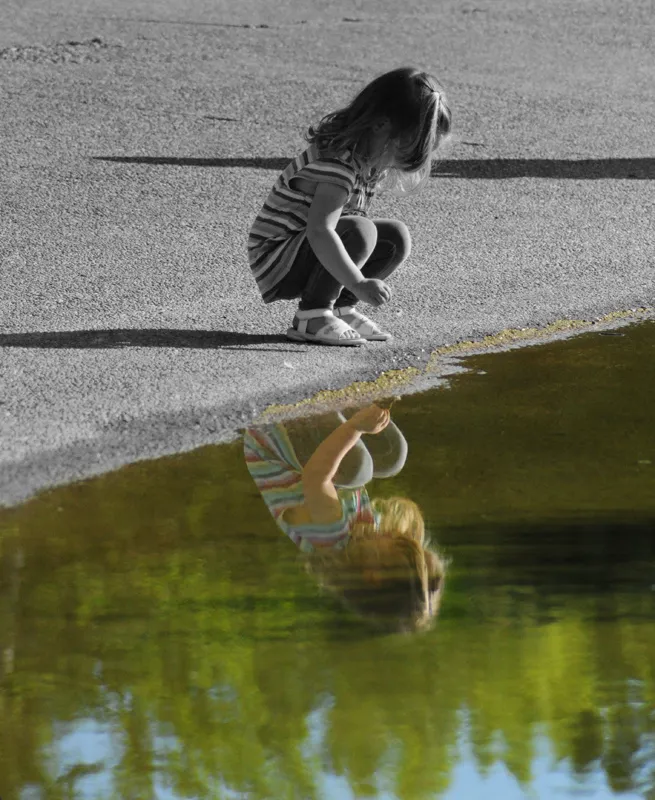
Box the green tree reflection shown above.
[1,438,654,800]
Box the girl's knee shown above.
[339,216,378,261]
[368,423,408,479]
[335,442,374,488]
[374,219,412,261]
[390,221,412,260]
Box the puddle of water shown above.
[0,321,654,799]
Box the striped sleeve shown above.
[295,156,356,194]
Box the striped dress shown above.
[244,424,378,553]
[247,143,377,303]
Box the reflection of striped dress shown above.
[244,425,377,553]
[247,144,377,303]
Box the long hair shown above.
[306,497,446,633]
[307,66,452,194]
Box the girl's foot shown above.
[333,306,393,341]
[286,308,366,347]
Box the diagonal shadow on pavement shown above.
[0,329,298,351]
[93,156,655,179]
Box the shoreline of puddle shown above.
[258,307,653,421]
[1,306,653,510]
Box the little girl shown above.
[244,404,445,632]
[247,66,452,346]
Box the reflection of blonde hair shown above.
[307,498,446,633]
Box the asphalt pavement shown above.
[1,0,653,505]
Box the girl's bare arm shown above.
[306,183,390,306]
[305,182,364,289]
[303,419,362,484]
[300,419,362,522]
[301,407,390,522]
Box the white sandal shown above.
[286,309,366,347]
[333,306,392,341]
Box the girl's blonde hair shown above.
[307,66,452,194]
[306,498,446,633]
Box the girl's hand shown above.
[351,278,391,307]
[348,405,391,434]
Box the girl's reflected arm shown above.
[301,419,363,523]
[301,407,391,523]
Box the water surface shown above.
[1,321,654,800]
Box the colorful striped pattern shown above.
[243,424,377,552]
[247,144,377,303]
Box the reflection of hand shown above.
[375,396,400,411]
[348,405,391,434]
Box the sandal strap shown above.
[295,308,335,321]
[292,311,362,342]
[334,307,384,336]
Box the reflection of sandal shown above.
[286,309,366,347]
[334,306,392,341]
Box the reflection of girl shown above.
[244,405,445,631]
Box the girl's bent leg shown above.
[339,407,408,479]
[334,219,411,309]
[361,420,408,479]
[299,216,378,311]
[286,412,374,488]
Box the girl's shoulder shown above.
[303,143,360,169]
[282,486,372,552]
[284,145,362,195]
